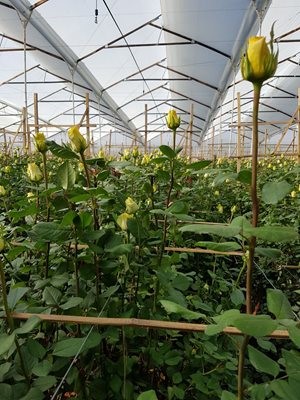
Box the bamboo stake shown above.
[144,104,148,153]
[9,312,289,339]
[237,92,242,172]
[189,103,194,160]
[85,93,91,157]
[297,89,300,164]
[211,126,215,160]
[33,93,39,135]
[164,246,243,256]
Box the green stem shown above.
[237,335,250,400]
[246,83,261,315]
[154,156,175,312]
[0,258,30,384]
[0,259,14,331]
[80,151,101,302]
[42,152,51,279]
[237,83,262,400]
[172,129,176,151]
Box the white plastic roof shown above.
[0,0,299,151]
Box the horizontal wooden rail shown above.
[10,312,289,339]
[165,246,243,256]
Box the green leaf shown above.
[8,204,39,221]
[159,145,176,159]
[52,331,101,357]
[164,350,182,366]
[237,169,252,184]
[270,380,299,400]
[0,363,11,382]
[186,160,211,170]
[267,289,294,319]
[0,333,15,356]
[288,326,300,348]
[206,309,241,335]
[105,244,133,255]
[60,297,83,310]
[32,360,52,377]
[33,376,56,392]
[283,349,300,381]
[180,223,240,238]
[167,200,189,215]
[213,172,237,186]
[47,140,79,159]
[56,161,76,190]
[232,314,277,337]
[248,345,280,377]
[137,390,158,400]
[0,384,12,400]
[195,241,241,252]
[230,288,244,306]
[15,316,41,335]
[221,391,237,400]
[7,287,29,310]
[159,299,205,321]
[255,247,282,259]
[248,226,298,242]
[42,286,62,306]
[29,222,71,243]
[19,387,44,400]
[262,180,292,204]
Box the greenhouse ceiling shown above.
[0,0,299,150]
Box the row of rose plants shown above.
[0,126,298,399]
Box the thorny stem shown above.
[238,83,261,400]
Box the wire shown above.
[101,0,165,127]
[50,292,115,399]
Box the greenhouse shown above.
[0,0,299,399]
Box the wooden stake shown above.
[211,126,215,160]
[237,92,242,172]
[189,103,194,160]
[297,89,300,164]
[144,104,148,153]
[85,93,91,157]
[9,312,289,339]
[22,107,27,153]
[33,93,39,135]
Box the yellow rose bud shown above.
[125,197,139,214]
[166,109,181,131]
[241,25,278,85]
[214,190,220,197]
[231,205,237,214]
[217,204,223,214]
[27,192,36,202]
[116,212,133,231]
[132,147,139,158]
[34,132,47,153]
[27,163,43,182]
[98,149,106,158]
[290,191,297,198]
[3,166,11,173]
[0,185,6,196]
[0,237,5,252]
[141,154,150,165]
[68,125,87,154]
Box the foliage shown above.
[0,146,299,399]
